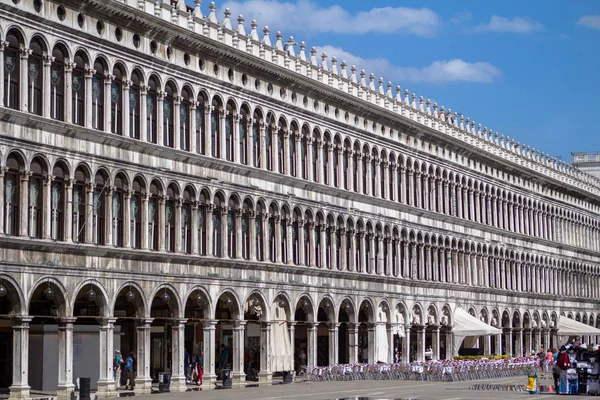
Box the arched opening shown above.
[50,43,67,121]
[146,75,159,144]
[183,289,210,385]
[214,292,239,381]
[128,68,142,139]
[148,180,161,251]
[225,100,235,161]
[165,183,179,252]
[111,63,125,136]
[4,29,24,110]
[163,81,176,148]
[28,156,48,239]
[357,300,373,363]
[180,86,192,151]
[210,97,222,158]
[242,293,266,382]
[149,286,180,381]
[51,161,68,241]
[71,51,87,126]
[130,177,145,249]
[338,299,354,364]
[92,58,107,130]
[238,104,250,165]
[0,278,23,393]
[28,36,45,115]
[293,296,313,373]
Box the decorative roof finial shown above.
[369,73,375,90]
[275,31,284,50]
[208,2,218,23]
[299,41,306,61]
[310,47,318,66]
[340,61,348,78]
[331,56,339,75]
[222,8,232,29]
[426,99,431,114]
[321,53,329,71]
[249,19,259,40]
[193,0,203,18]
[378,77,385,94]
[396,86,402,102]
[262,26,271,45]
[387,82,393,98]
[350,66,357,83]
[236,15,246,35]
[284,36,296,56]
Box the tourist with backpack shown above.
[125,352,136,390]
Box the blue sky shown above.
[186,0,600,162]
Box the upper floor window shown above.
[4,30,23,110]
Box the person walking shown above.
[195,351,204,385]
[113,350,123,387]
[536,348,546,378]
[124,352,136,390]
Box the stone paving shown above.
[128,376,584,400]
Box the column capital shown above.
[136,318,154,327]
[43,54,55,65]
[20,171,32,181]
[12,316,33,327]
[43,174,55,185]
[19,46,32,59]
[84,67,96,78]
[233,320,247,330]
[202,319,218,329]
[59,317,77,326]
[97,317,118,327]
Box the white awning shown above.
[558,317,600,338]
[453,307,502,356]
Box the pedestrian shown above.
[536,348,546,377]
[184,348,192,384]
[124,352,136,390]
[113,350,123,387]
[219,344,229,380]
[299,347,307,371]
[195,351,204,385]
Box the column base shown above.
[133,377,152,394]
[96,380,116,398]
[231,372,246,384]
[202,373,217,389]
[57,384,75,399]
[258,371,272,384]
[9,384,30,399]
[169,377,187,393]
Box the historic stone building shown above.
[0,0,599,398]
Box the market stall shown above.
[452,307,502,356]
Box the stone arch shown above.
[28,276,70,317]
[149,283,183,319]
[71,279,111,318]
[0,274,26,316]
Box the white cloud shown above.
[450,11,472,25]
[577,15,600,31]
[317,45,502,84]
[475,16,543,33]
[219,0,441,37]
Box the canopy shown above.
[557,317,600,343]
[269,304,293,372]
[453,307,502,356]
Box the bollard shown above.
[222,369,232,388]
[79,377,91,400]
[158,372,171,393]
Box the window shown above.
[198,193,207,255]
[4,31,22,110]
[225,103,234,161]
[126,70,139,138]
[111,66,124,136]
[72,167,87,243]
[165,185,177,252]
[28,38,44,116]
[146,76,158,143]
[51,163,66,241]
[92,172,106,245]
[72,53,86,126]
[213,200,222,257]
[196,95,206,155]
[92,60,105,130]
[163,82,175,148]
[265,121,273,171]
[180,88,192,151]
[182,189,193,254]
[3,154,22,235]
[148,182,159,250]
[112,175,125,247]
[131,179,143,249]
[239,109,248,165]
[28,158,44,239]
[227,206,236,258]
[268,214,276,262]
[211,99,221,158]
[300,135,307,180]
[252,113,261,168]
[289,130,296,177]
[277,127,284,173]
[50,45,65,121]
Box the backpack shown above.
[557,352,569,370]
[125,357,133,371]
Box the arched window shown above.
[163,82,175,148]
[72,166,87,243]
[362,153,368,194]
[241,200,251,259]
[4,30,22,110]
[380,159,386,199]
[353,149,359,192]
[252,112,261,168]
[312,139,318,182]
[268,213,276,262]
[225,102,234,161]
[180,88,191,151]
[211,98,221,158]
[50,45,65,121]
[323,140,330,185]
[227,198,237,258]
[289,127,297,177]
[371,156,377,196]
[198,191,207,255]
[92,171,107,244]
[28,37,44,115]
[213,195,223,256]
[239,107,248,165]
[28,158,45,239]
[325,222,332,268]
[301,128,308,180]
[112,174,125,247]
[182,188,193,254]
[265,118,274,171]
[314,220,321,267]
[343,147,349,190]
[303,218,310,265]
[277,126,285,174]
[92,59,105,130]
[280,211,288,263]
[148,181,159,250]
[196,94,206,155]
[4,153,23,235]
[389,163,395,201]
[165,184,177,252]
[333,145,339,187]
[51,162,66,241]
[72,52,86,126]
[292,210,300,264]
[127,71,140,140]
[130,178,143,249]
[146,76,158,143]
[255,204,264,261]
[111,65,124,136]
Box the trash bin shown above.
[282,371,293,384]
[222,369,232,388]
[79,377,91,400]
[158,372,171,393]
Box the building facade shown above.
[0,0,599,398]
[573,152,600,178]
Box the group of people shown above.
[112,350,137,390]
[184,350,204,385]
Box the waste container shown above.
[79,377,91,400]
[158,372,171,392]
[282,371,293,383]
[222,369,232,388]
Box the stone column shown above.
[122,190,131,248]
[298,220,305,265]
[365,156,372,195]
[170,319,187,392]
[19,48,31,112]
[173,96,181,149]
[367,324,375,363]
[57,317,76,399]
[202,320,217,387]
[158,195,166,251]
[483,335,491,356]
[134,319,153,394]
[416,326,425,362]
[249,212,257,261]
[515,328,523,357]
[189,103,197,152]
[288,322,296,371]
[139,85,148,142]
[432,326,440,360]
[173,198,182,253]
[235,209,243,259]
[348,230,356,272]
[104,75,113,133]
[220,207,228,257]
[331,226,338,269]
[320,225,327,268]
[307,323,317,369]
[387,325,394,363]
[0,168,5,235]
[19,171,30,237]
[329,323,339,366]
[156,91,165,146]
[317,141,324,183]
[495,334,502,356]
[308,222,316,267]
[42,54,53,118]
[348,323,358,364]
[104,187,113,246]
[286,219,293,264]
[121,80,131,137]
[356,155,363,194]
[504,329,513,357]
[232,320,246,383]
[9,317,32,399]
[85,183,93,243]
[445,329,453,360]
[340,228,348,271]
[259,322,272,383]
[403,326,411,363]
[97,318,117,396]
[64,179,74,242]
[64,62,74,123]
